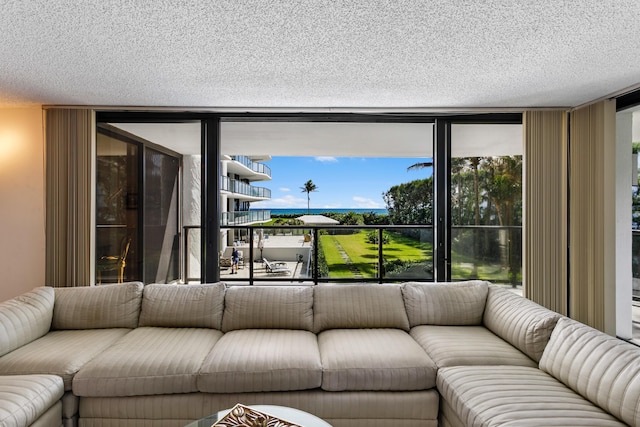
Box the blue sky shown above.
[254,156,433,209]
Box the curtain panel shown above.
[568,100,616,334]
[45,108,94,287]
[523,110,568,315]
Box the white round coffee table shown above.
[185,404,332,427]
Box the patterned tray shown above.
[212,404,303,427]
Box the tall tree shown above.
[383,178,433,225]
[300,179,318,214]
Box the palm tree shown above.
[406,160,433,172]
[300,180,318,214]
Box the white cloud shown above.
[322,203,342,209]
[279,187,291,192]
[315,156,338,162]
[352,196,384,208]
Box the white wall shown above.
[0,107,45,301]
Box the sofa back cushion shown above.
[221,286,314,332]
[139,282,225,329]
[52,282,143,329]
[483,285,560,362]
[539,317,640,427]
[0,287,54,357]
[402,281,489,327]
[314,284,410,332]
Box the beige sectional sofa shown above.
[0,281,638,427]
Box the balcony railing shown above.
[221,210,271,226]
[231,155,272,177]
[221,176,271,199]
[183,224,523,286]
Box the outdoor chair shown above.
[263,258,291,275]
[97,236,131,283]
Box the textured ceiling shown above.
[1,1,640,109]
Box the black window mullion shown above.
[434,119,452,282]
[201,118,221,284]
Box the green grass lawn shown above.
[318,230,520,283]
[319,231,431,278]
[450,259,522,283]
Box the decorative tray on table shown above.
[212,404,302,427]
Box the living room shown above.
[1,2,640,426]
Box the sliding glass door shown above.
[95,119,201,284]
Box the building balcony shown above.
[227,155,271,181]
[221,176,271,200]
[221,210,271,226]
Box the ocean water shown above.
[260,208,388,216]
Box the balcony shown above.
[183,224,523,286]
[221,176,271,200]
[221,210,271,226]
[230,155,271,179]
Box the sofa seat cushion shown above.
[437,365,626,426]
[539,317,640,427]
[318,328,436,392]
[411,325,537,368]
[73,327,223,397]
[0,374,64,427]
[198,329,322,393]
[0,329,130,390]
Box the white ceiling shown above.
[1,1,640,109]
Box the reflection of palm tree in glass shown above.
[300,180,318,214]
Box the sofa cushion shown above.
[411,325,537,368]
[52,282,144,329]
[0,375,64,427]
[483,285,560,362]
[73,327,223,396]
[402,281,489,327]
[437,365,626,426]
[198,329,322,393]
[313,284,410,332]
[539,317,640,427]
[318,328,436,391]
[0,287,54,357]
[139,282,225,329]
[221,286,314,332]
[0,329,130,390]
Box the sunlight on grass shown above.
[319,231,431,279]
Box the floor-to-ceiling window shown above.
[615,100,640,343]
[93,112,522,286]
[218,119,435,284]
[450,123,523,287]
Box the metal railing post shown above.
[378,227,384,283]
[313,228,319,285]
